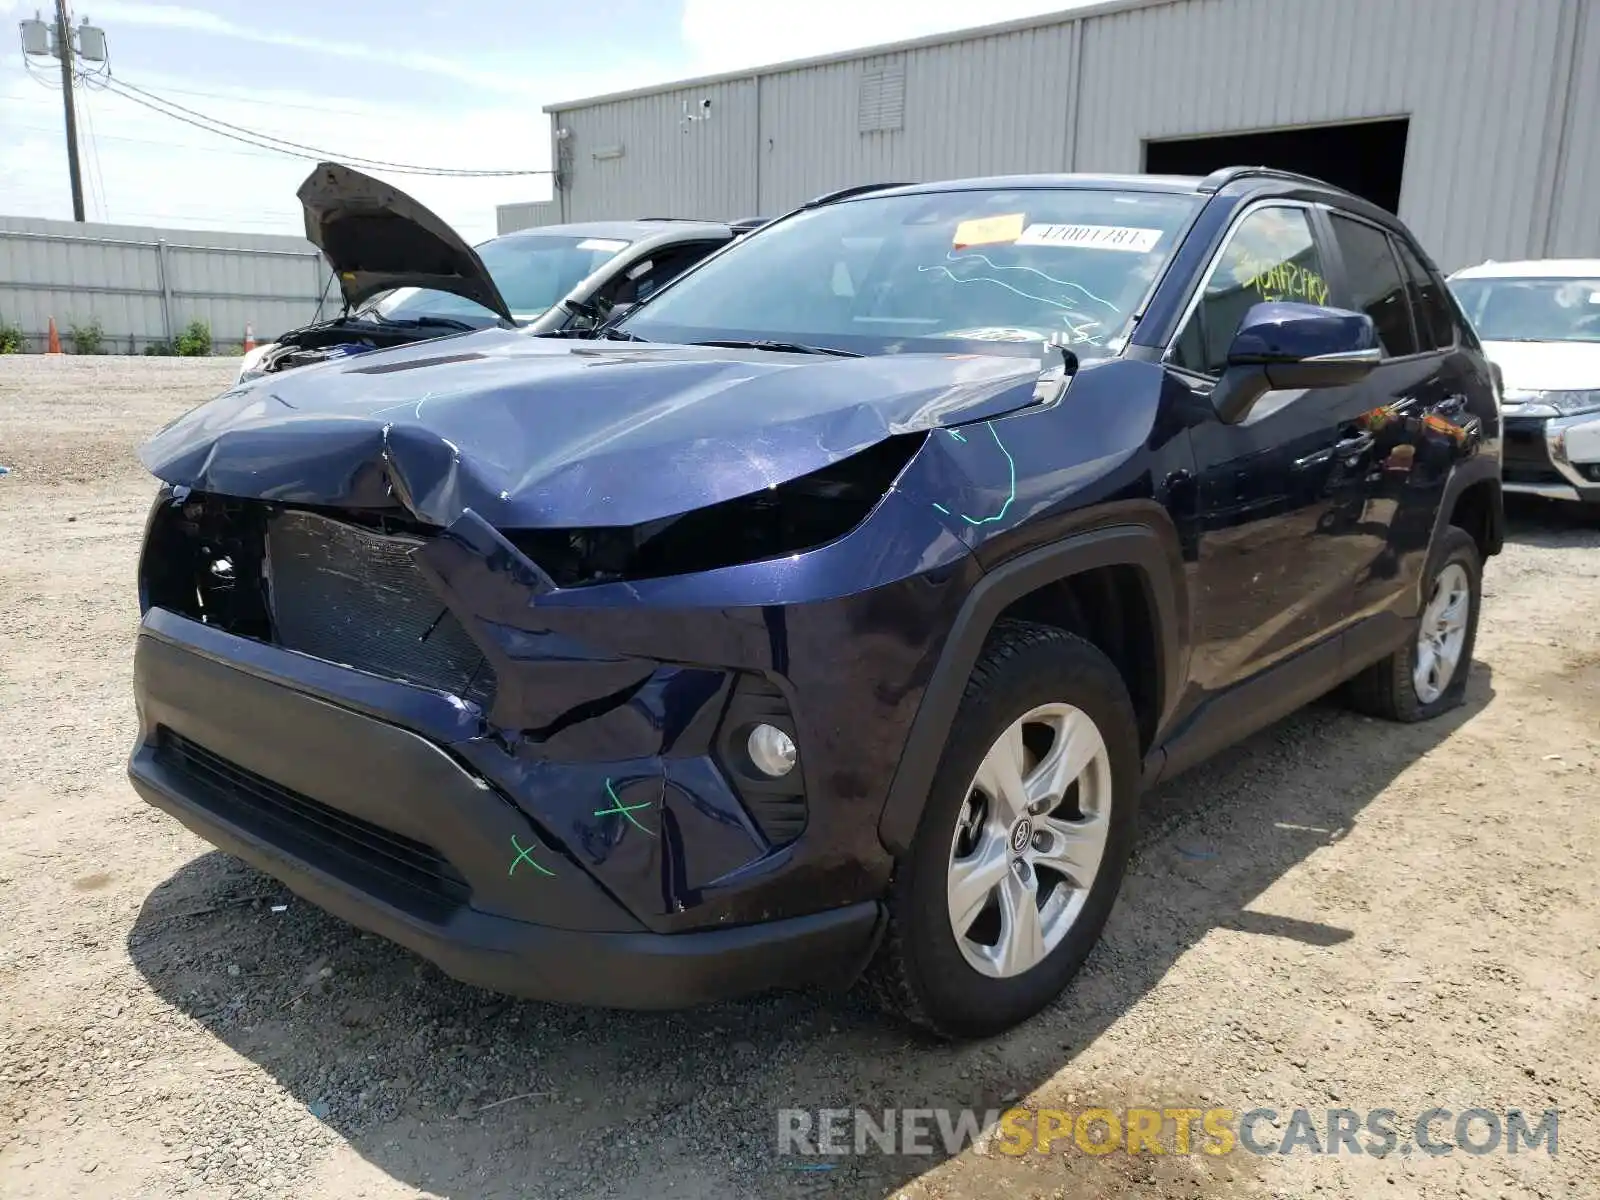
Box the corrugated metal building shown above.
[498,0,1598,271]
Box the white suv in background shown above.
[1449,259,1600,509]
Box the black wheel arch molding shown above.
[877,517,1188,857]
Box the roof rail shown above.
[634,216,704,222]
[1197,166,1340,194]
[803,181,917,207]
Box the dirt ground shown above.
[1,355,1596,1200]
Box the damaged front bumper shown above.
[128,612,880,1005]
[129,476,980,1004]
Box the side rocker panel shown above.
[877,523,1186,856]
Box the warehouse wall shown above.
[1075,0,1578,270]
[1547,0,1600,257]
[510,0,1597,273]
[0,216,332,354]
[558,78,759,223]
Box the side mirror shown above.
[1214,302,1380,423]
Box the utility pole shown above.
[19,5,104,221]
[55,0,85,222]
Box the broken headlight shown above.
[506,433,924,588]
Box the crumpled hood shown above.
[139,327,1053,528]
[1482,340,1600,393]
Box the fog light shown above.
[747,724,797,777]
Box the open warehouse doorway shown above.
[1145,118,1410,213]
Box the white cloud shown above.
[87,0,544,97]
[679,0,1091,73]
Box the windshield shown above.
[1449,276,1600,343]
[615,188,1198,356]
[372,233,632,323]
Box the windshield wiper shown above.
[370,314,479,332]
[691,338,862,358]
[597,327,649,342]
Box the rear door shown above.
[1321,212,1473,643]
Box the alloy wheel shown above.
[946,702,1112,979]
[1413,562,1470,704]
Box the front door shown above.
[1168,203,1373,700]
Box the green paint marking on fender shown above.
[508,834,555,877]
[932,422,1018,526]
[595,778,656,837]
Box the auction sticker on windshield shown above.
[576,238,629,253]
[1015,224,1163,253]
[952,213,1026,249]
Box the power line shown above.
[95,74,553,178]
[78,87,111,220]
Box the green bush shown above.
[0,318,24,354]
[144,341,174,356]
[175,319,212,357]
[68,317,105,355]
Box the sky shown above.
[0,0,1086,243]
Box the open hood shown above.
[297,162,514,323]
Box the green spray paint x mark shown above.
[933,421,1017,526]
[508,835,554,877]
[595,779,656,836]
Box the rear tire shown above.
[1344,525,1481,722]
[866,620,1140,1039]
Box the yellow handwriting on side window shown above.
[1233,253,1330,306]
[953,213,1026,250]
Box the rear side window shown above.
[1171,206,1331,377]
[1328,214,1417,357]
[1393,239,1456,351]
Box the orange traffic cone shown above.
[243,323,256,352]
[47,316,61,354]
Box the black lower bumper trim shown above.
[131,723,881,1010]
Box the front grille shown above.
[1504,465,1569,487]
[156,731,470,920]
[265,509,495,706]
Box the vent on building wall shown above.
[857,64,905,133]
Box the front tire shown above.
[1344,525,1482,722]
[866,621,1140,1039]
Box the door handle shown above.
[1333,432,1375,459]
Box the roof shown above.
[490,219,732,243]
[544,0,1180,112]
[830,173,1208,199]
[1449,259,1600,280]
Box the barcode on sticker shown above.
[1015,224,1163,253]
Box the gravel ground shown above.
[1,355,1597,1200]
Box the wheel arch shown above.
[877,521,1187,857]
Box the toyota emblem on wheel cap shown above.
[1010,819,1032,854]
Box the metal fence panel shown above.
[0,215,332,354]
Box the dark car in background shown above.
[238,162,762,381]
[131,166,1501,1038]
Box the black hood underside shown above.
[298,161,513,323]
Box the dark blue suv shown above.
[130,167,1502,1038]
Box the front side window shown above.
[1328,215,1417,357]
[616,188,1199,358]
[1171,206,1331,377]
[1448,275,1600,344]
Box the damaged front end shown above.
[128,334,1081,995]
